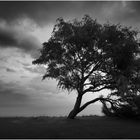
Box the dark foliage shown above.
[102,95,140,119]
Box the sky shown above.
[0,1,140,117]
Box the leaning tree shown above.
[33,15,140,119]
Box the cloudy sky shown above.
[0,1,140,117]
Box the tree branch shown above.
[84,59,103,81]
[83,85,111,95]
[79,97,114,113]
[83,82,92,86]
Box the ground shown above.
[0,115,140,138]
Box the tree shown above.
[33,15,140,119]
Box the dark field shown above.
[0,116,140,138]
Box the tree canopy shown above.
[33,15,140,119]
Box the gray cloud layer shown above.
[0,80,30,107]
[0,1,140,26]
[0,22,41,58]
[6,68,16,73]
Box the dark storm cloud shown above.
[20,62,31,67]
[0,1,122,26]
[0,27,16,46]
[130,1,140,9]
[0,23,40,58]
[6,68,16,73]
[0,80,25,95]
[0,1,139,28]
[0,77,57,107]
[0,80,30,107]
[124,1,140,26]
[24,66,45,74]
[104,1,140,27]
[0,1,103,26]
[0,1,85,26]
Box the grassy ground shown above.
[0,115,140,138]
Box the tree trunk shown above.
[67,95,82,119]
[67,97,114,119]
